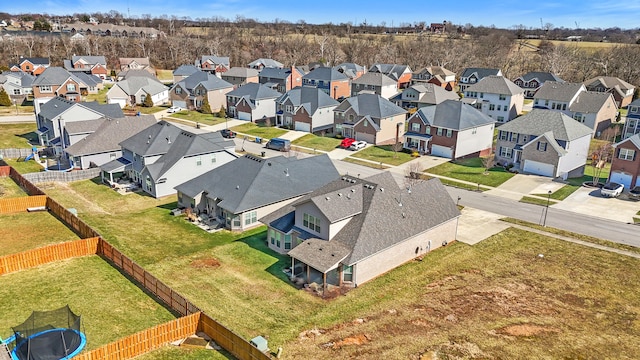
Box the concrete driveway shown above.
[485,173,565,200]
[455,207,511,245]
[552,186,640,223]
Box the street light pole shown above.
[542,190,552,227]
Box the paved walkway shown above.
[0,114,35,123]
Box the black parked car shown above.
[220,129,236,138]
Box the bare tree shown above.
[481,152,495,174]
[404,161,424,189]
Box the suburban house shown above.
[1,71,35,103]
[404,100,495,158]
[495,109,593,178]
[301,67,351,100]
[118,57,154,75]
[31,67,102,113]
[458,68,503,93]
[226,82,281,121]
[351,72,398,99]
[275,86,339,133]
[464,75,524,123]
[64,115,157,169]
[623,99,640,139]
[9,57,50,76]
[63,55,109,80]
[115,69,157,82]
[174,154,340,232]
[260,172,460,289]
[609,133,640,189]
[583,76,635,108]
[390,83,459,110]
[172,65,199,83]
[109,121,238,198]
[258,67,304,94]
[333,63,365,80]
[195,56,230,77]
[368,64,412,89]
[221,67,260,89]
[107,76,169,108]
[248,58,284,70]
[513,71,563,98]
[533,81,618,137]
[35,97,124,150]
[411,66,457,91]
[333,93,407,145]
[169,71,233,112]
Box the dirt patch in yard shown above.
[497,324,559,337]
[190,258,221,269]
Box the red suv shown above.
[340,138,356,149]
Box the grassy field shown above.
[0,105,34,115]
[292,134,342,152]
[0,211,79,256]
[169,111,227,126]
[3,158,43,174]
[230,123,288,139]
[351,145,414,166]
[84,85,112,104]
[0,256,176,350]
[0,123,38,148]
[526,39,621,52]
[341,157,391,170]
[156,69,174,82]
[0,176,28,198]
[567,163,611,186]
[519,195,560,206]
[38,178,640,359]
[532,183,581,201]
[427,157,515,187]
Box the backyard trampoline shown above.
[2,305,86,360]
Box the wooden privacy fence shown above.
[0,238,99,275]
[47,197,101,239]
[0,195,47,214]
[75,312,201,360]
[0,166,9,177]
[200,314,271,360]
[9,167,45,196]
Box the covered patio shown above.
[287,238,353,294]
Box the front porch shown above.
[404,132,431,154]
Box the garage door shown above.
[108,98,127,109]
[295,122,310,132]
[609,171,632,189]
[238,111,252,121]
[523,160,555,177]
[172,100,187,109]
[430,144,453,158]
[355,132,375,144]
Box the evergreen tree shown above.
[0,88,11,107]
[200,96,212,114]
[218,105,226,118]
[143,93,153,107]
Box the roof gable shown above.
[497,109,593,141]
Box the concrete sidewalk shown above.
[0,115,35,123]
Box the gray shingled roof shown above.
[118,69,156,80]
[333,63,364,79]
[226,82,281,99]
[352,72,396,87]
[119,120,186,156]
[368,64,412,81]
[411,100,495,131]
[533,81,584,102]
[20,57,50,65]
[112,76,168,96]
[516,71,563,83]
[497,109,593,141]
[145,130,235,180]
[285,172,460,269]
[628,98,640,107]
[82,102,125,119]
[64,118,106,135]
[336,93,406,119]
[37,97,76,119]
[71,55,107,65]
[32,67,76,86]
[303,67,349,82]
[65,115,157,157]
[415,66,455,78]
[223,67,260,78]
[175,154,340,214]
[522,131,567,156]
[172,71,232,93]
[584,76,635,92]
[3,71,35,87]
[570,91,615,113]
[258,67,294,80]
[614,133,640,150]
[460,68,501,79]
[198,56,230,67]
[74,72,102,87]
[275,86,338,115]
[173,64,200,76]
[248,58,284,68]
[391,83,459,105]
[466,75,523,95]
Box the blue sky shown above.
[5,1,640,29]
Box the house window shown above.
[67,83,76,92]
[499,131,509,140]
[145,175,152,190]
[244,210,257,225]
[348,114,354,121]
[275,232,281,247]
[446,129,453,138]
[343,265,353,282]
[284,234,292,250]
[489,104,495,111]
[619,148,635,161]
[472,127,477,134]
[479,92,484,98]
[285,105,293,112]
[303,213,321,233]
[573,113,585,122]
[39,85,52,93]
[630,106,638,113]
[13,89,21,95]
[364,120,368,127]
[497,116,505,122]
[196,156,202,166]
[211,155,216,164]
[436,128,443,136]
[411,123,420,132]
[562,104,567,110]
[110,153,116,160]
[537,142,548,151]
[175,87,182,94]
[499,147,512,158]
[499,94,507,100]
[269,229,275,245]
[233,215,241,227]
[425,126,431,135]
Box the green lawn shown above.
[532,183,581,201]
[567,163,611,187]
[0,123,38,148]
[519,195,560,206]
[427,157,515,187]
[0,105,34,116]
[156,70,173,82]
[291,134,342,152]
[137,106,168,115]
[84,85,112,104]
[230,123,288,139]
[0,211,79,256]
[0,256,176,350]
[4,158,43,174]
[0,176,28,198]
[169,111,226,126]
[351,145,414,166]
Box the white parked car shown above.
[167,106,182,113]
[349,140,367,151]
[600,182,624,198]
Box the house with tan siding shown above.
[169,71,233,112]
[275,86,339,133]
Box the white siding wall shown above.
[294,201,330,240]
[239,196,302,231]
[251,99,277,121]
[77,151,120,169]
[557,135,591,177]
[380,84,398,100]
[311,106,337,131]
[328,217,352,239]
[454,123,494,158]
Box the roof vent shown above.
[325,196,330,200]
[284,168,289,177]
[351,188,356,192]
[166,136,171,144]
[236,185,240,190]
[338,193,342,197]
[380,188,384,192]
[402,212,406,218]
